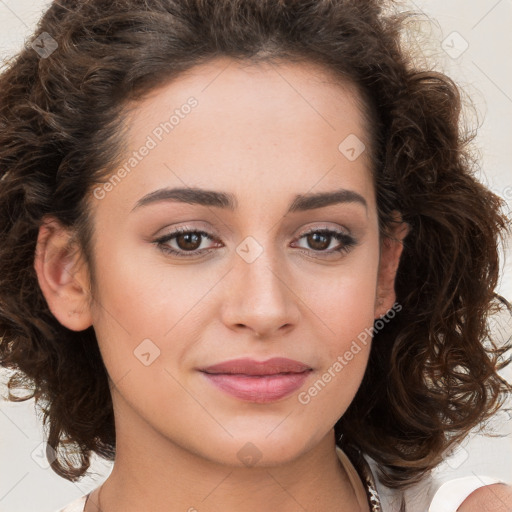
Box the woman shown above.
[0,1,511,511]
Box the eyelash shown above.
[153,226,357,259]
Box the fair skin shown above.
[459,485,512,511]
[35,57,512,512]
[35,57,401,512]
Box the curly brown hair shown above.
[0,0,511,492]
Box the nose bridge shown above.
[235,233,287,302]
[222,233,299,336]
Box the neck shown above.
[86,394,366,512]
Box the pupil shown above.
[309,233,329,250]
[178,233,200,251]
[174,232,334,252]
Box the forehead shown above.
[127,56,369,143]
[91,57,375,216]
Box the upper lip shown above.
[199,357,312,376]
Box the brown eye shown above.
[154,228,221,258]
[306,232,331,251]
[175,232,202,251]
[293,228,357,257]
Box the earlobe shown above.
[33,217,93,331]
[374,213,410,319]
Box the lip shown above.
[200,357,312,375]
[199,357,313,403]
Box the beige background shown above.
[0,1,511,511]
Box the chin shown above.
[192,429,324,468]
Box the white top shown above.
[55,446,370,512]
[56,495,87,512]
[56,302,512,512]
[54,474,508,512]
[54,431,512,512]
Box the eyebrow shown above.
[130,186,367,213]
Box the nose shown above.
[220,240,300,339]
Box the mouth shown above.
[198,357,313,403]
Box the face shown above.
[36,57,406,467]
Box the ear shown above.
[33,217,93,331]
[374,211,410,319]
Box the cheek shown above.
[90,231,209,333]
[304,271,377,333]
[90,222,379,372]
[300,246,380,346]
[295,246,378,412]
[294,272,378,427]
[85,226,380,461]
[88,236,228,387]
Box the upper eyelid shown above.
[156,225,353,249]
[154,225,357,260]
[157,224,351,240]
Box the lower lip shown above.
[201,372,311,403]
